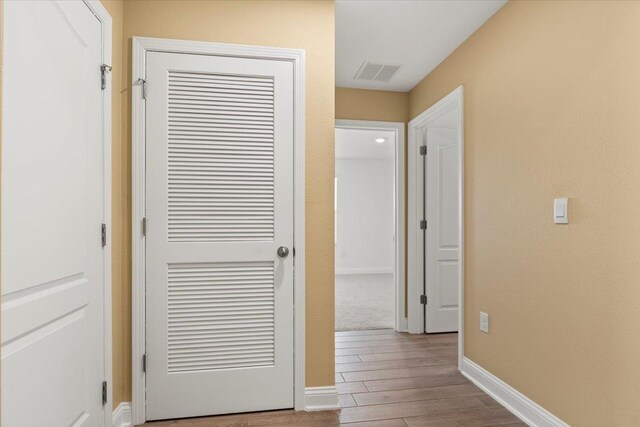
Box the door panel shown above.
[166,71,278,243]
[145,52,294,420]
[425,127,459,333]
[166,261,276,373]
[1,1,105,425]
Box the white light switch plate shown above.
[480,312,489,334]
[554,198,568,224]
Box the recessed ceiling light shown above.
[375,138,386,144]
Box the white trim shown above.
[335,119,406,332]
[304,387,340,411]
[292,45,307,414]
[83,1,113,425]
[397,316,408,333]
[131,37,306,424]
[335,268,393,275]
[112,402,132,427]
[461,358,569,427]
[407,86,464,365]
[131,36,146,425]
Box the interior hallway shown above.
[144,330,524,426]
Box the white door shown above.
[2,1,106,426]
[424,127,460,333]
[145,51,294,420]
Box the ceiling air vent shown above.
[354,61,402,83]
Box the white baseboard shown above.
[335,268,393,275]
[112,402,132,427]
[117,389,338,422]
[304,386,340,411]
[396,316,408,332]
[461,358,568,427]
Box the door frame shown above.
[84,1,114,423]
[131,37,306,424]
[334,120,406,332]
[407,86,464,367]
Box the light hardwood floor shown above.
[143,330,525,426]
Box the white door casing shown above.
[1,0,112,425]
[144,51,295,420]
[424,127,460,333]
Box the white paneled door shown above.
[2,1,106,426]
[424,127,460,333]
[145,52,294,420]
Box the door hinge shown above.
[136,78,147,100]
[100,64,112,90]
[142,354,147,373]
[420,294,428,305]
[419,219,427,230]
[101,381,107,406]
[101,223,107,247]
[142,217,147,237]
[419,145,427,156]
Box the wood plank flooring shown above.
[143,330,525,427]
[332,330,524,426]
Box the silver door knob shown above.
[277,246,290,258]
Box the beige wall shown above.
[110,0,336,407]
[336,87,409,123]
[409,1,640,425]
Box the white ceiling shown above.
[335,128,395,160]
[336,0,507,92]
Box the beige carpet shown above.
[335,273,394,331]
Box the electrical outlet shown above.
[480,312,489,334]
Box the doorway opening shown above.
[334,120,405,332]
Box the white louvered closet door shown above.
[145,52,294,420]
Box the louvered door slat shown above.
[166,262,275,373]
[162,62,280,242]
